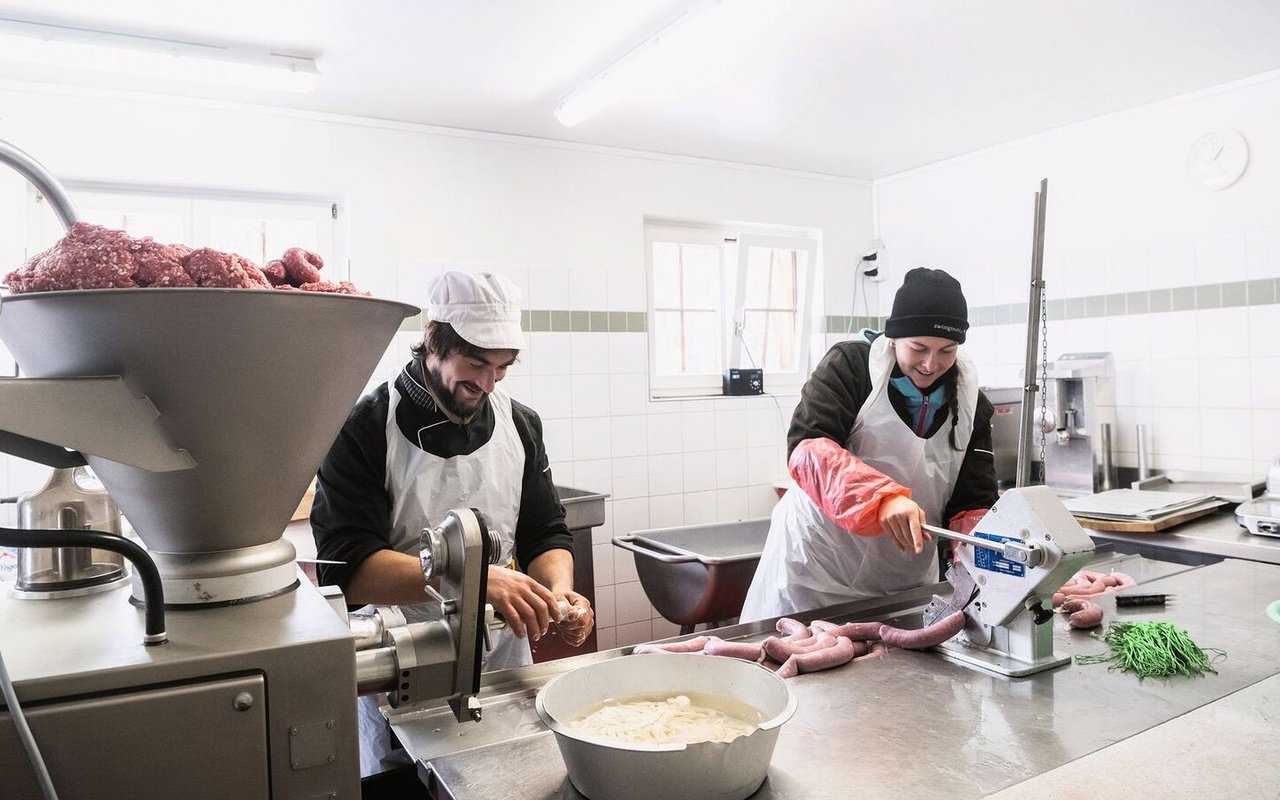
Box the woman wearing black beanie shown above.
[742,267,997,619]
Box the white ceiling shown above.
[4,1,1280,178]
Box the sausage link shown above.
[775,617,814,641]
[1059,598,1104,629]
[878,610,966,650]
[784,636,859,676]
[631,635,710,655]
[854,642,889,662]
[702,639,765,661]
[823,621,884,641]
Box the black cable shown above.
[0,528,167,643]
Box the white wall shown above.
[874,71,1280,481]
[0,82,873,647]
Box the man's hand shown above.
[486,565,559,641]
[878,494,929,554]
[552,590,595,647]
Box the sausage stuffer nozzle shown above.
[352,507,504,723]
[922,485,1096,677]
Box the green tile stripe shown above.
[399,310,647,334]
[966,278,1270,327]
[405,281,1272,337]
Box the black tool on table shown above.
[1115,593,1172,607]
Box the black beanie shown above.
[884,267,969,343]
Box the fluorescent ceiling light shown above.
[0,17,319,93]
[555,0,722,127]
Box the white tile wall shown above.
[877,73,1280,480]
[1194,232,1247,284]
[568,268,608,311]
[528,267,570,309]
[607,269,647,313]
[1146,239,1196,290]
[570,374,611,417]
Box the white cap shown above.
[425,270,526,350]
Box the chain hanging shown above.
[1038,286,1049,470]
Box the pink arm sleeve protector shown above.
[788,437,910,536]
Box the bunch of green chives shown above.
[1075,621,1224,679]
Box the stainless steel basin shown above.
[614,519,770,634]
[556,486,607,530]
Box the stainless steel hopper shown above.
[0,288,417,605]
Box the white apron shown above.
[360,376,528,775]
[741,336,977,621]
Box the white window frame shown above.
[24,181,345,278]
[646,221,818,398]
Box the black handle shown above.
[1115,593,1169,607]
[0,430,87,468]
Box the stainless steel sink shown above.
[555,486,607,530]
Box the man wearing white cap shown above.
[311,270,594,775]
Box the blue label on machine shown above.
[972,531,1026,578]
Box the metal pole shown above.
[1015,179,1048,487]
[0,137,78,231]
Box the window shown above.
[646,222,818,397]
[24,184,342,276]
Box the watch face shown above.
[1187,129,1249,190]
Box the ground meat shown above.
[4,222,138,292]
[299,280,366,295]
[132,240,196,288]
[3,223,367,295]
[185,248,272,289]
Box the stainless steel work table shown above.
[1084,507,1280,566]
[392,554,1280,799]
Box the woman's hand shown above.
[486,565,559,640]
[878,494,930,554]
[552,590,595,647]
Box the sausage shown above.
[854,642,889,662]
[848,639,875,658]
[777,636,859,678]
[822,621,884,641]
[702,639,765,661]
[808,618,883,641]
[775,617,814,641]
[281,247,323,285]
[1059,598,1104,629]
[1055,570,1136,602]
[631,636,710,655]
[762,633,838,662]
[878,609,966,650]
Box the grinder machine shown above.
[0,138,502,799]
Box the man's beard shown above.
[423,362,485,419]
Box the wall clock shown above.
[1186,128,1249,190]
